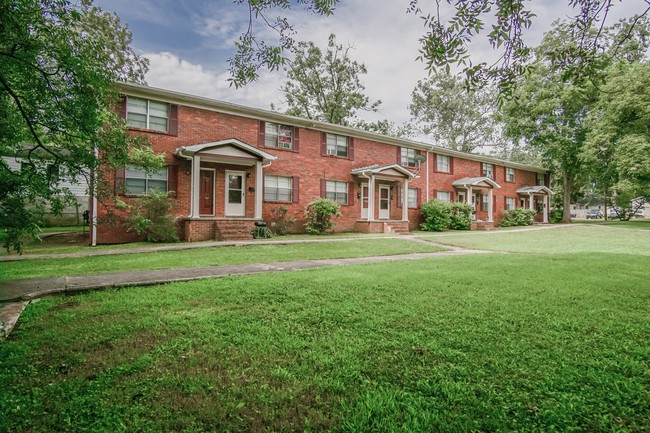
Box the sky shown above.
[96,0,648,125]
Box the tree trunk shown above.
[562,170,572,224]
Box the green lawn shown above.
[1,225,649,432]
[0,238,446,281]
[417,223,650,255]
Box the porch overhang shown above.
[517,185,553,195]
[351,164,417,180]
[175,139,277,165]
[452,177,502,189]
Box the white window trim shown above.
[401,148,417,167]
[264,174,293,202]
[125,165,168,195]
[482,163,494,179]
[326,180,348,205]
[436,154,451,173]
[326,133,349,157]
[266,123,293,149]
[126,97,169,132]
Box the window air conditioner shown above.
[327,148,337,156]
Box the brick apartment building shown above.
[90,82,551,244]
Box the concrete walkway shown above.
[0,247,490,338]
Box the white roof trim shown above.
[452,177,502,189]
[175,139,277,161]
[118,82,548,173]
[517,185,553,195]
[351,164,416,179]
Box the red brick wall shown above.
[96,99,546,243]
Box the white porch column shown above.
[368,175,376,222]
[488,188,494,222]
[255,160,263,219]
[543,194,549,223]
[190,155,201,218]
[529,193,534,211]
[467,186,474,220]
[402,178,409,222]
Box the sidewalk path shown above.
[0,247,490,338]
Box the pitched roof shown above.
[452,177,502,188]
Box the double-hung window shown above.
[125,165,168,194]
[436,191,451,202]
[401,148,417,167]
[505,197,516,210]
[436,154,451,172]
[326,133,349,157]
[481,194,489,211]
[326,181,348,205]
[407,188,418,208]
[264,175,292,202]
[482,163,494,179]
[537,173,545,186]
[506,167,515,182]
[265,123,293,149]
[126,97,169,132]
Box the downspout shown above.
[91,145,98,246]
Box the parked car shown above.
[607,208,621,219]
[585,209,603,219]
[570,210,577,218]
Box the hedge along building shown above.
[90,82,551,244]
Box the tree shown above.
[277,34,380,126]
[228,1,650,91]
[499,17,650,223]
[0,0,152,253]
[582,61,650,216]
[409,72,500,152]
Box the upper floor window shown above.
[326,133,349,157]
[505,197,516,210]
[125,165,168,194]
[401,148,418,167]
[436,154,451,173]
[127,97,169,132]
[506,167,515,182]
[265,123,294,149]
[537,173,545,186]
[482,163,494,179]
[264,175,292,202]
[436,191,451,202]
[325,180,348,205]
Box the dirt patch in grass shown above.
[48,300,80,311]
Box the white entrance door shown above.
[379,185,390,219]
[225,170,245,216]
[361,184,369,219]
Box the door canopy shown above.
[351,164,417,180]
[176,139,277,165]
[452,177,501,189]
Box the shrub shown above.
[449,202,473,230]
[420,199,451,232]
[499,208,536,227]
[251,225,272,239]
[269,206,295,235]
[304,198,341,235]
[420,200,472,232]
[124,191,180,242]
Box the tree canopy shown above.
[228,0,650,90]
[409,72,500,152]
[276,34,380,126]
[0,0,151,252]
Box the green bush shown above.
[304,198,341,235]
[123,191,180,242]
[251,225,272,239]
[499,208,536,227]
[449,202,473,230]
[420,200,472,231]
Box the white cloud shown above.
[144,52,283,111]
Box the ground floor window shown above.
[407,188,418,208]
[505,197,515,210]
[264,175,292,202]
[326,180,348,205]
[436,191,451,202]
[125,165,168,194]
